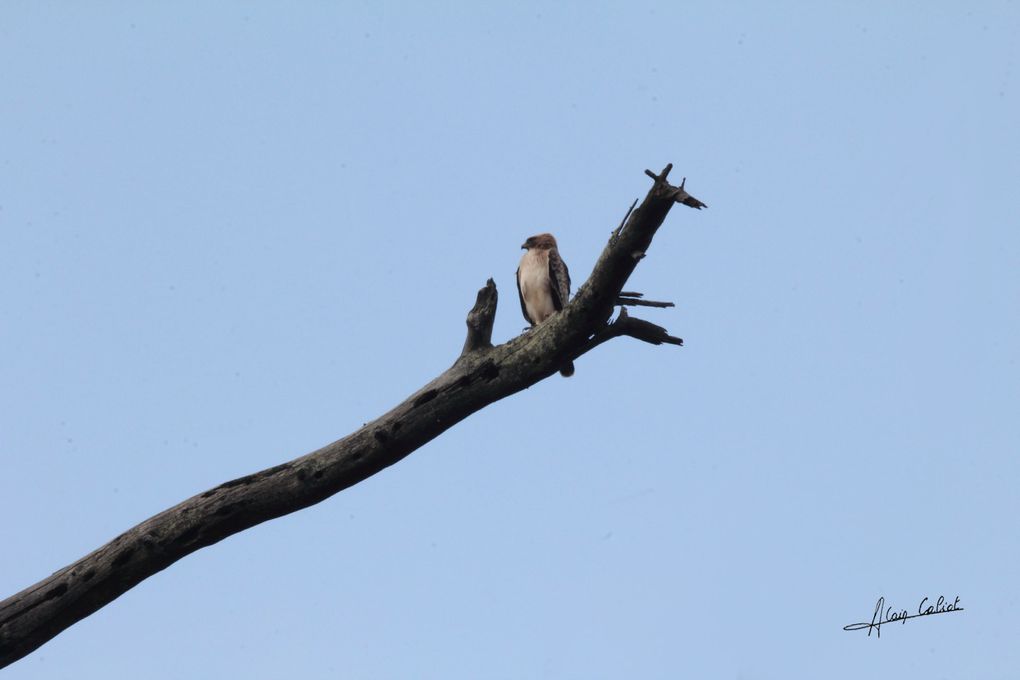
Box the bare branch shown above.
[643,162,674,182]
[0,165,705,669]
[461,278,498,355]
[616,296,674,308]
[672,177,708,210]
[571,308,683,358]
[612,307,684,345]
[611,198,639,241]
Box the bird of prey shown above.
[517,232,574,377]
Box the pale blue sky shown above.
[2,2,1018,678]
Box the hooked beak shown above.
[520,243,528,250]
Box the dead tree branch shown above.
[616,294,675,308]
[0,164,705,669]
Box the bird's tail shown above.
[559,361,575,378]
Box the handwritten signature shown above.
[844,596,963,637]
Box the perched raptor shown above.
[517,232,575,377]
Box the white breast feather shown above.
[519,250,556,323]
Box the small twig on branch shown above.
[570,307,683,359]
[612,198,639,241]
[672,177,708,210]
[615,297,675,309]
[644,163,673,182]
[612,307,684,345]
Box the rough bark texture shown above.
[0,164,704,669]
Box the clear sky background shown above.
[2,3,1018,678]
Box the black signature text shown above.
[843,595,963,637]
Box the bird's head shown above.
[521,233,559,250]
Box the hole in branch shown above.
[44,583,68,601]
[111,548,135,568]
[413,390,437,407]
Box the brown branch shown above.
[612,307,684,345]
[0,165,705,669]
[461,278,497,354]
[611,198,639,241]
[572,307,683,358]
[645,166,707,209]
[616,296,675,308]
